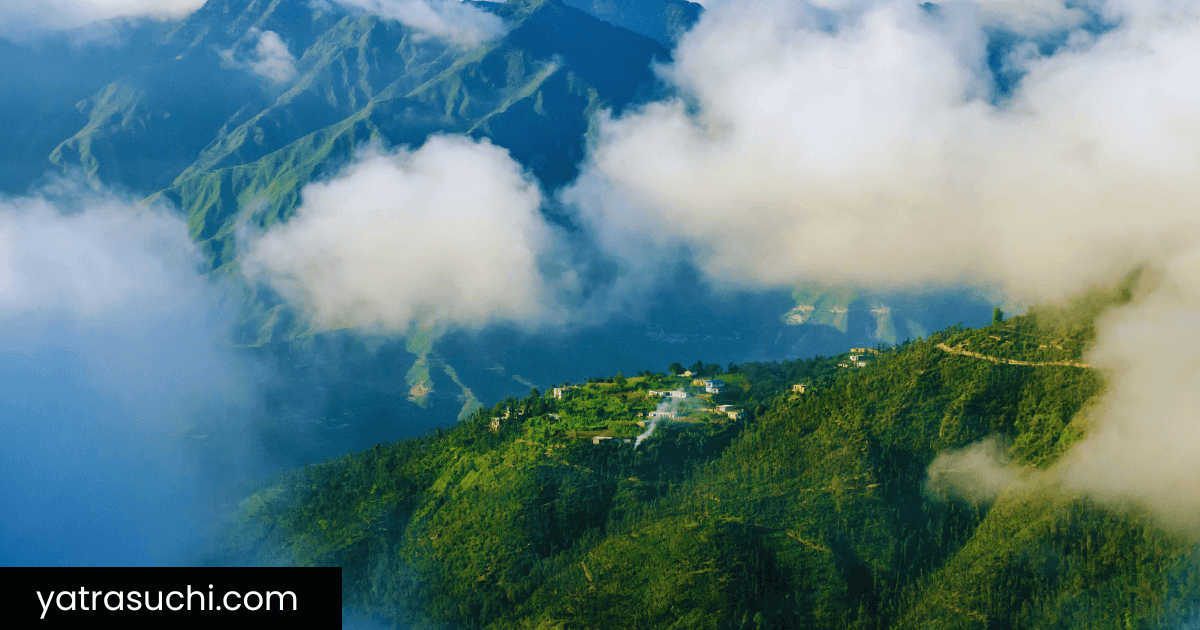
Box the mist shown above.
[0,181,265,565]
[924,436,1027,504]
[564,0,1200,530]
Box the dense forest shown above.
[225,288,1200,629]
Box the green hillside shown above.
[227,294,1200,628]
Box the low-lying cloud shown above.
[332,0,507,47]
[925,436,1027,504]
[242,135,563,333]
[1056,278,1200,534]
[566,0,1200,530]
[0,181,260,565]
[220,29,298,85]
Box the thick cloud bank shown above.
[332,0,507,47]
[0,184,257,565]
[571,0,1200,301]
[569,0,1200,530]
[242,136,560,332]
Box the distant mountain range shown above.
[0,0,989,457]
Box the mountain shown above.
[0,0,992,462]
[227,294,1200,629]
[160,0,669,277]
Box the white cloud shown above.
[1057,274,1200,535]
[0,0,205,37]
[220,29,298,84]
[0,189,202,320]
[332,0,506,47]
[249,30,297,84]
[568,0,1200,529]
[241,135,561,332]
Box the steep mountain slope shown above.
[162,0,667,275]
[229,296,1200,629]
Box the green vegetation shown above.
[228,299,1200,629]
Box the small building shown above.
[704,379,725,394]
[856,361,868,368]
[670,390,688,399]
[648,410,678,420]
[552,388,567,399]
[717,404,735,412]
[490,417,502,432]
[850,347,870,354]
[792,384,810,394]
[691,378,706,386]
[682,370,694,377]
[592,436,613,445]
[725,410,744,420]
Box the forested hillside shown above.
[227,293,1200,629]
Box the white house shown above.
[648,410,678,420]
[704,379,725,394]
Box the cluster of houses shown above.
[715,404,743,420]
[552,373,752,447]
[637,404,743,424]
[838,347,878,369]
[690,379,726,393]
